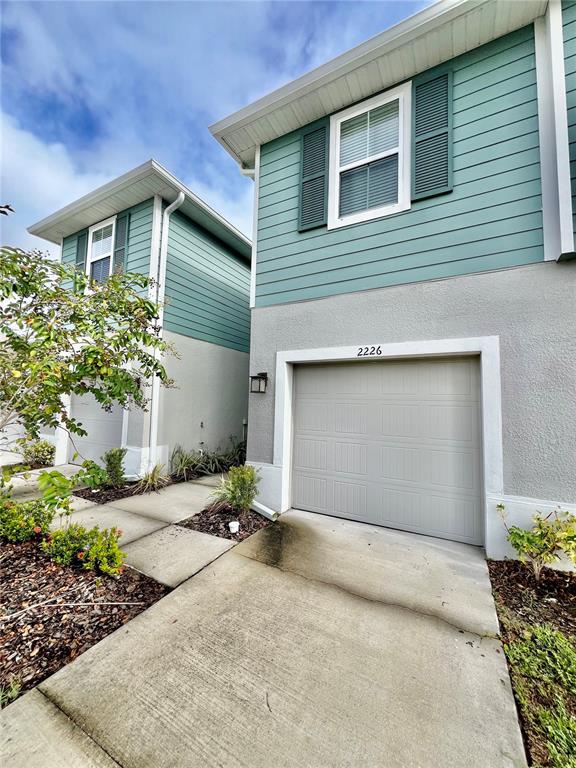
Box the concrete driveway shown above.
[2,510,526,768]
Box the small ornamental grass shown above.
[211,464,259,514]
[134,463,170,494]
[0,498,55,542]
[42,523,125,577]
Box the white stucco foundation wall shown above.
[247,262,576,560]
[156,330,249,462]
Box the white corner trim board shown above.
[256,336,507,553]
[535,1,575,260]
[250,146,260,308]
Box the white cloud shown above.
[1,113,112,253]
[1,0,433,251]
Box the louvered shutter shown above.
[298,120,329,231]
[113,213,129,273]
[412,70,453,200]
[75,231,88,272]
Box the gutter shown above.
[147,191,185,471]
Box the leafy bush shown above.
[78,460,109,489]
[21,439,55,467]
[42,523,125,576]
[102,448,127,489]
[0,498,55,542]
[170,439,246,481]
[134,463,170,493]
[498,504,576,581]
[211,464,259,513]
[537,698,576,768]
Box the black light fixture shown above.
[250,372,268,393]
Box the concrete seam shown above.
[236,550,500,640]
[35,687,125,768]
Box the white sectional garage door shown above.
[292,357,483,545]
[68,395,124,466]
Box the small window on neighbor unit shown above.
[87,219,115,283]
[328,81,411,229]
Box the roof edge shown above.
[28,159,251,258]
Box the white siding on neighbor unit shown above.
[292,357,483,545]
[68,395,123,466]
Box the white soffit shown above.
[210,0,548,168]
[27,159,251,260]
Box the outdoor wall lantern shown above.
[250,372,268,393]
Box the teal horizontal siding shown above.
[255,24,543,307]
[61,198,154,279]
[164,210,250,353]
[563,0,576,235]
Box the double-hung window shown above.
[87,217,115,283]
[328,81,411,229]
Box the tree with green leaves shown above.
[0,246,173,450]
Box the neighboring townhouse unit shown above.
[28,160,251,476]
[211,0,576,558]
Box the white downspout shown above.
[147,191,185,471]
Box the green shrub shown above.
[78,460,109,489]
[134,463,170,493]
[0,498,55,542]
[102,448,127,489]
[537,698,576,768]
[498,504,576,581]
[21,439,55,467]
[42,523,125,576]
[211,464,259,513]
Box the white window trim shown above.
[328,81,412,230]
[86,215,116,280]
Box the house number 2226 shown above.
[357,345,382,357]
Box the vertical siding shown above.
[164,210,251,353]
[255,25,544,307]
[60,198,154,276]
[563,0,576,235]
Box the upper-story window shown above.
[87,217,115,283]
[328,81,411,229]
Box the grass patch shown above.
[490,562,576,767]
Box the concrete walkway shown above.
[1,510,527,768]
[55,477,233,587]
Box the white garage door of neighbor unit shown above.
[292,358,483,545]
[68,395,124,466]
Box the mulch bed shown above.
[179,504,272,542]
[488,560,575,637]
[73,481,168,505]
[488,560,576,766]
[0,539,169,700]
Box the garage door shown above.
[68,395,124,466]
[292,357,483,545]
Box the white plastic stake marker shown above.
[228,521,240,534]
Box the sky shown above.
[1,0,432,255]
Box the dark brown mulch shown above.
[0,539,169,699]
[488,559,575,637]
[178,504,272,542]
[73,478,173,505]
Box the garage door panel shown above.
[292,358,483,545]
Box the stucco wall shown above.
[157,330,249,459]
[247,261,576,504]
